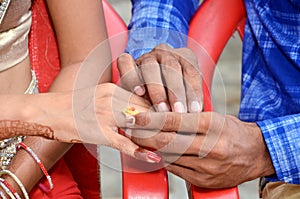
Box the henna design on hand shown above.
[0,120,54,140]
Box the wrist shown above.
[23,92,75,140]
[250,123,275,178]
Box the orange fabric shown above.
[29,159,83,199]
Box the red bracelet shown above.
[16,142,54,193]
[0,178,21,199]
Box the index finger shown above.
[177,49,203,113]
[137,54,171,112]
[117,53,146,96]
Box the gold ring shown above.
[123,106,139,115]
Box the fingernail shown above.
[124,129,132,138]
[174,101,185,113]
[199,101,203,111]
[125,115,135,126]
[146,151,162,163]
[133,86,145,96]
[134,148,161,163]
[157,102,169,112]
[191,101,201,112]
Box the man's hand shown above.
[122,111,275,188]
[117,44,203,113]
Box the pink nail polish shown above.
[134,148,161,163]
[146,151,161,163]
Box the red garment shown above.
[29,145,100,199]
[64,144,101,198]
[29,0,101,198]
[29,159,83,199]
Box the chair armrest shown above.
[103,1,169,198]
[187,0,246,198]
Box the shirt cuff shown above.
[126,28,189,59]
[257,114,300,184]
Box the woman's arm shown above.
[5,0,111,195]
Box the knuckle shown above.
[162,57,181,72]
[137,54,156,66]
[179,48,197,60]
[152,44,173,56]
[135,114,151,127]
[180,48,195,56]
[117,53,132,65]
[120,70,139,88]
[156,43,171,50]
[184,65,201,77]
[178,49,199,67]
[209,164,222,175]
[164,114,181,131]
[155,133,173,148]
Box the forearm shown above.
[0,92,74,193]
[257,113,300,184]
[2,0,112,195]
[126,0,199,59]
[6,138,70,194]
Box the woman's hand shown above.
[121,111,275,188]
[27,83,161,163]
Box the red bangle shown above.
[0,178,21,199]
[16,142,54,193]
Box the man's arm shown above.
[126,0,199,59]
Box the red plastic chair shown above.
[187,0,246,198]
[29,0,247,198]
[120,0,246,198]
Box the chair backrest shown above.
[29,0,247,198]
[188,0,246,113]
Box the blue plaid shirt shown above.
[126,0,199,59]
[126,0,300,184]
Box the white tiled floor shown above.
[101,1,260,198]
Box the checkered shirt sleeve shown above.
[126,0,199,59]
